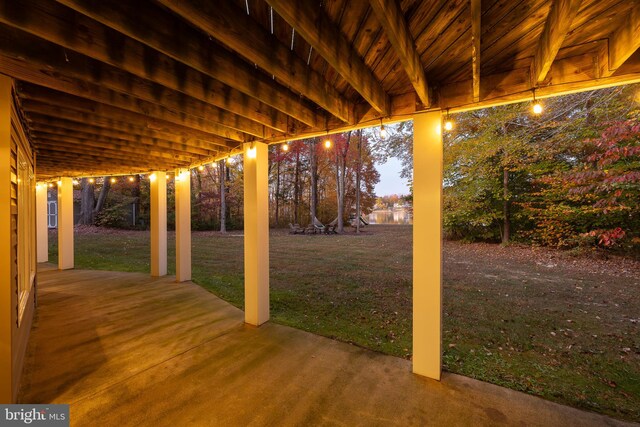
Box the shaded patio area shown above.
[19,266,631,426]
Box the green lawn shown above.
[48,225,640,422]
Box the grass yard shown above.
[48,225,640,422]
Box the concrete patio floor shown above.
[18,266,633,427]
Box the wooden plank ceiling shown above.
[0,0,639,179]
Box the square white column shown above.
[412,110,443,380]
[150,172,167,277]
[36,183,48,263]
[243,142,269,326]
[175,169,191,282]
[57,177,74,270]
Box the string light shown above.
[282,141,289,151]
[57,180,62,186]
[48,183,54,188]
[110,177,117,184]
[175,170,188,182]
[149,173,157,182]
[444,108,453,131]
[322,129,332,148]
[246,143,257,158]
[72,179,79,186]
[88,178,95,183]
[227,156,235,165]
[379,118,388,140]
[532,88,543,115]
[128,176,135,182]
[198,165,204,171]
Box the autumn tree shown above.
[78,177,111,225]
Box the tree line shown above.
[374,84,639,252]
[72,83,639,252]
[74,130,380,232]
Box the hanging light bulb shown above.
[176,170,188,182]
[110,177,117,184]
[323,129,332,149]
[88,178,95,184]
[532,102,543,114]
[444,108,453,131]
[48,182,54,188]
[282,142,289,151]
[246,142,257,159]
[198,165,204,171]
[324,131,332,148]
[128,176,135,182]
[227,156,235,165]
[532,88,543,115]
[379,118,388,140]
[57,180,62,186]
[72,179,79,186]
[149,173,157,182]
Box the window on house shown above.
[17,144,35,325]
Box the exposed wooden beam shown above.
[267,0,390,115]
[27,118,214,157]
[35,157,182,174]
[0,25,293,134]
[18,95,236,150]
[607,2,640,75]
[47,0,320,127]
[368,0,430,107]
[26,113,220,156]
[253,55,640,145]
[158,0,352,123]
[440,52,640,112]
[0,56,267,139]
[34,140,188,166]
[30,124,211,158]
[18,82,250,142]
[35,166,159,179]
[532,0,582,85]
[35,159,165,172]
[32,131,200,160]
[0,0,322,126]
[471,0,482,102]
[23,109,223,153]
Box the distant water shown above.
[368,208,413,225]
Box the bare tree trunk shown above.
[219,160,226,233]
[275,149,281,227]
[336,132,351,233]
[94,177,111,215]
[130,174,141,227]
[356,130,362,233]
[293,149,300,224]
[309,138,318,222]
[78,178,95,225]
[502,167,510,243]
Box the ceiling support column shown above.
[36,183,48,263]
[150,171,167,277]
[57,177,74,270]
[243,142,269,326]
[412,110,443,380]
[175,169,191,282]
